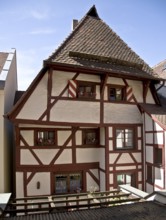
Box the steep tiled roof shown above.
[0,52,8,73]
[153,59,166,79]
[2,202,166,220]
[47,6,158,80]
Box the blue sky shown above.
[0,0,165,90]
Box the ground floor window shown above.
[116,173,136,187]
[147,165,153,184]
[55,173,82,194]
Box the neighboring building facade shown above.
[7,6,166,197]
[0,49,18,193]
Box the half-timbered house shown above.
[7,6,166,197]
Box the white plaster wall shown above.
[154,167,164,188]
[100,127,105,146]
[57,130,72,146]
[154,122,163,131]
[100,171,105,191]
[109,140,113,151]
[96,85,100,100]
[76,130,82,145]
[154,132,163,145]
[146,146,153,163]
[16,172,24,198]
[109,174,113,184]
[55,149,72,164]
[86,171,99,192]
[16,73,48,120]
[27,172,51,196]
[109,153,119,164]
[145,113,153,131]
[99,148,105,170]
[108,127,113,137]
[34,149,58,164]
[146,133,153,144]
[104,103,142,124]
[127,80,143,102]
[21,149,39,165]
[20,130,34,146]
[138,171,142,182]
[107,77,124,85]
[76,148,100,163]
[77,73,100,82]
[116,166,136,170]
[137,126,142,137]
[132,153,142,163]
[116,153,135,164]
[146,90,155,104]
[50,101,100,123]
[146,183,154,194]
[52,70,75,97]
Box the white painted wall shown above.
[27,172,51,196]
[104,103,142,124]
[50,100,100,123]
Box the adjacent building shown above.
[7,6,166,197]
[0,49,17,193]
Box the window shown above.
[147,165,153,183]
[154,148,162,165]
[83,129,99,145]
[36,130,55,146]
[115,128,134,149]
[55,173,82,194]
[108,86,125,101]
[77,82,96,99]
[116,173,136,187]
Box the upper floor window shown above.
[36,130,55,146]
[108,85,125,101]
[154,148,162,166]
[115,127,135,150]
[77,82,96,99]
[82,129,99,145]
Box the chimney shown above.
[72,19,78,30]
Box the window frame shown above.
[116,172,136,187]
[154,147,163,166]
[108,85,126,101]
[146,164,153,184]
[114,126,136,150]
[54,172,82,194]
[82,129,99,146]
[77,81,96,99]
[35,129,56,146]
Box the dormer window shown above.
[108,85,125,101]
